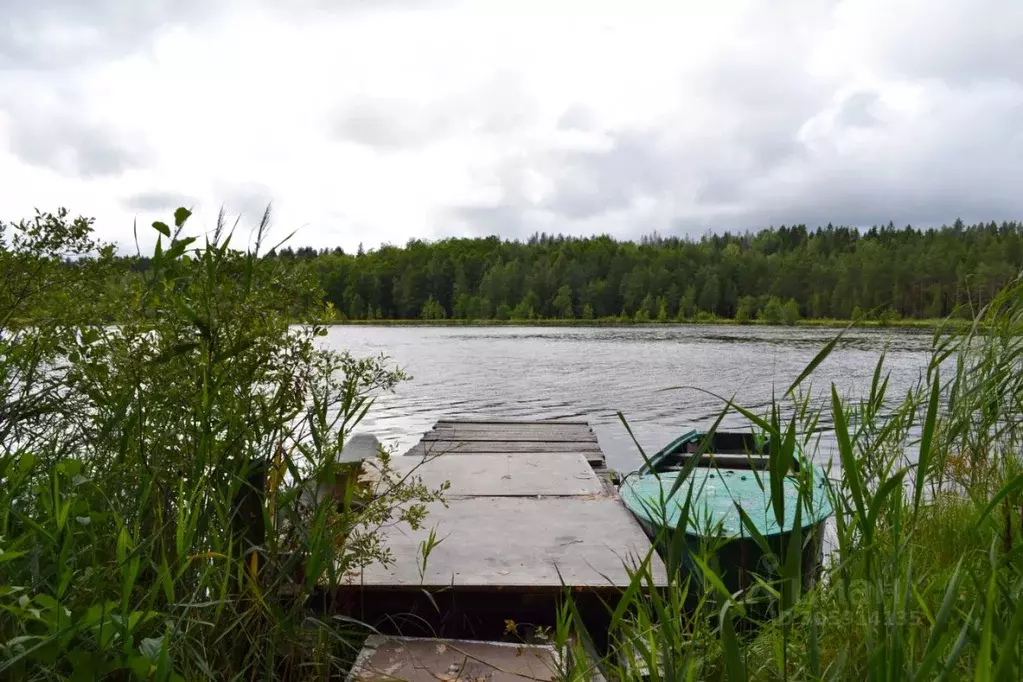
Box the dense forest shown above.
[248,219,1022,323]
[102,218,1023,324]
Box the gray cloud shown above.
[0,83,150,178]
[3,0,1023,249]
[451,205,533,239]
[556,105,594,132]
[4,114,148,179]
[221,183,275,225]
[544,132,676,220]
[451,82,1023,241]
[869,0,1023,87]
[123,190,199,214]
[0,0,211,70]
[835,91,883,129]
[334,73,535,150]
[447,4,1023,243]
[335,98,455,150]
[0,0,432,70]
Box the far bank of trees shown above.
[262,220,1022,323]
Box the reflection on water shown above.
[322,325,934,472]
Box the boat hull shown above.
[633,515,827,595]
[619,429,833,597]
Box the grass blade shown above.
[831,385,867,538]
[993,591,1023,681]
[719,601,747,681]
[915,559,965,681]
[975,554,997,682]
[785,326,849,398]
[915,368,940,516]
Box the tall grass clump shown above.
[571,275,1023,680]
[0,208,443,680]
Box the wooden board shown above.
[388,453,602,497]
[421,422,601,465]
[429,424,594,434]
[435,419,589,423]
[430,422,594,430]
[404,444,605,468]
[409,441,601,454]
[347,636,559,682]
[423,431,597,443]
[349,496,667,588]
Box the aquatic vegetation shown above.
[558,275,1023,680]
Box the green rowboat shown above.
[619,429,833,593]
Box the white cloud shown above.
[0,0,1020,252]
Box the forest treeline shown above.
[113,219,1022,323]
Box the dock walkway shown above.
[339,419,666,639]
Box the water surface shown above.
[323,325,935,471]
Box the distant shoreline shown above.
[311,317,964,330]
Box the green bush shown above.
[759,296,784,324]
[781,298,800,325]
[0,208,443,680]
[734,296,757,324]
[420,295,446,320]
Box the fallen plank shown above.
[347,636,560,682]
[389,452,602,497]
[348,496,666,588]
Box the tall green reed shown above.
[574,275,1023,681]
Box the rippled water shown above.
[323,325,935,471]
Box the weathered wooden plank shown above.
[388,453,602,497]
[435,419,589,427]
[431,423,593,434]
[411,440,601,454]
[349,496,666,588]
[347,636,559,682]
[432,421,593,427]
[423,432,597,443]
[404,444,605,467]
[428,431,595,442]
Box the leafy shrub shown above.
[0,208,443,680]
[781,298,800,325]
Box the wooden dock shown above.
[337,419,666,640]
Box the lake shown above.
[323,325,936,471]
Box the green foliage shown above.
[781,298,800,325]
[878,306,899,326]
[760,296,785,324]
[552,284,574,319]
[0,208,443,680]
[7,205,1023,679]
[656,296,669,322]
[420,295,446,320]
[512,290,539,319]
[735,296,757,324]
[138,220,1023,323]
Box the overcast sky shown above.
[2,0,1021,252]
